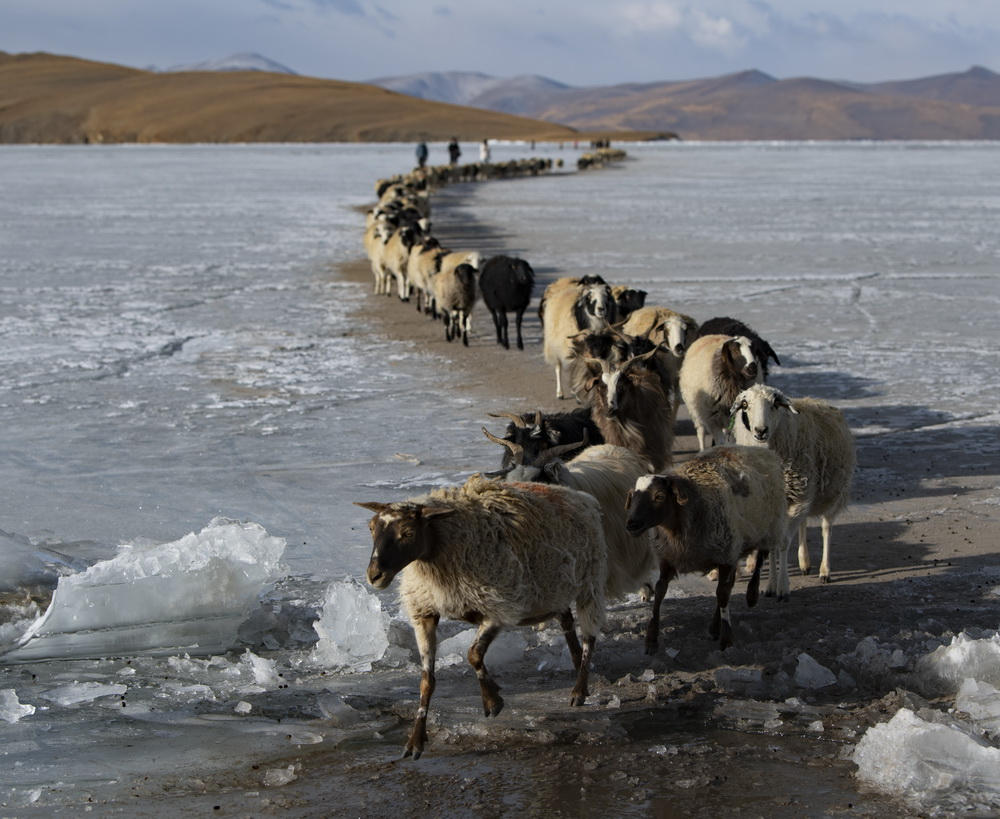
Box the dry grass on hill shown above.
[0,51,663,145]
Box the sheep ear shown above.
[624,489,634,510]
[420,506,455,520]
[774,394,797,414]
[354,501,390,514]
[672,482,689,506]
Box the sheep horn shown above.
[488,411,528,428]
[534,409,544,426]
[623,347,659,369]
[482,426,525,463]
[536,429,589,464]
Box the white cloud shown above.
[620,2,683,32]
[689,10,742,52]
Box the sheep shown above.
[679,334,762,452]
[432,262,477,345]
[537,275,609,328]
[624,446,787,652]
[407,236,442,313]
[541,277,617,399]
[696,316,780,378]
[381,225,424,301]
[729,384,856,593]
[484,408,602,474]
[484,432,658,604]
[363,220,393,296]
[611,285,647,321]
[582,347,675,471]
[478,255,535,350]
[356,474,607,758]
[621,306,699,360]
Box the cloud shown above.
[309,0,365,14]
[689,10,742,51]
[620,2,683,33]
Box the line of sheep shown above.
[355,164,856,759]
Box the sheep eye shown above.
[740,400,748,410]
[653,492,666,503]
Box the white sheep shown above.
[363,220,393,296]
[729,384,856,593]
[541,277,616,399]
[625,445,787,652]
[356,474,607,759]
[483,432,657,603]
[679,334,762,451]
[432,262,477,345]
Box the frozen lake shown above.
[1,141,999,812]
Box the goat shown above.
[433,262,477,345]
[484,408,602,474]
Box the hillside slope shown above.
[0,52,583,144]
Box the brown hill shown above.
[864,65,1000,108]
[0,51,599,144]
[527,71,1000,140]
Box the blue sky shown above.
[3,0,998,85]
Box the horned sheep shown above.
[729,384,856,593]
[582,347,675,471]
[485,408,602,474]
[679,334,763,452]
[356,474,607,758]
[624,446,787,652]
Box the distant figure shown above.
[448,137,461,165]
[479,139,491,163]
[415,141,428,168]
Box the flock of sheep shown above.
[356,159,856,759]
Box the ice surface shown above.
[40,681,128,707]
[793,652,837,689]
[918,630,1000,692]
[262,764,299,787]
[1,519,286,662]
[853,708,1000,812]
[309,578,389,671]
[0,689,34,723]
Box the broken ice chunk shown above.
[310,578,389,671]
[40,681,127,707]
[793,652,837,689]
[0,689,34,723]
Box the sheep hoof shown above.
[764,589,776,598]
[777,593,790,602]
[801,567,812,575]
[484,697,504,718]
[819,575,831,584]
[569,690,588,707]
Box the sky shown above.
[3,0,999,86]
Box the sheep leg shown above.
[488,307,504,347]
[709,564,736,649]
[819,517,832,583]
[558,609,583,670]
[462,311,470,347]
[645,562,677,655]
[497,310,510,349]
[514,307,525,350]
[569,635,595,707]
[746,550,768,608]
[797,519,811,575]
[405,612,440,760]
[467,622,504,717]
[555,362,565,399]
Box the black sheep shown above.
[696,316,781,378]
[478,255,535,350]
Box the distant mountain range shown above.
[165,53,297,75]
[367,65,1000,140]
[4,50,1000,142]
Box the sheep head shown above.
[354,501,454,589]
[721,335,761,384]
[624,474,689,536]
[729,384,797,445]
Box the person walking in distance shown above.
[415,141,428,168]
[448,137,461,165]
[479,138,491,162]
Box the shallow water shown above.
[1,141,999,811]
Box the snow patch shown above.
[310,578,389,671]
